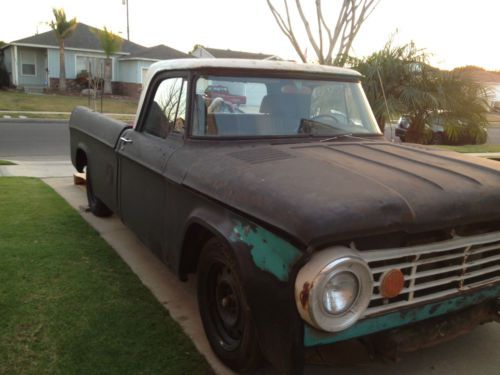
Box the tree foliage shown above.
[353,41,489,144]
[266,0,379,66]
[93,27,123,94]
[0,42,9,88]
[49,8,77,92]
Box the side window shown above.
[142,77,187,138]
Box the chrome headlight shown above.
[295,247,373,332]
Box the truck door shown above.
[117,75,188,257]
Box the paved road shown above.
[0,119,69,161]
[0,120,498,162]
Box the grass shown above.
[0,177,211,375]
[0,160,16,165]
[0,91,138,116]
[437,144,500,153]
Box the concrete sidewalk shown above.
[0,159,74,177]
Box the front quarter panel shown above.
[183,205,307,374]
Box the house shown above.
[191,45,281,61]
[0,23,189,97]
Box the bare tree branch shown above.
[267,0,379,66]
[266,0,307,62]
[295,0,322,63]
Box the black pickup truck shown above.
[69,59,500,375]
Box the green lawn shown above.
[0,177,211,375]
[0,91,138,115]
[437,144,500,153]
[0,160,16,165]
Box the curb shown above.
[0,118,69,123]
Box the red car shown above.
[205,85,246,105]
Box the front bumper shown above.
[304,283,500,347]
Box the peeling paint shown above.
[231,223,301,282]
[304,284,500,347]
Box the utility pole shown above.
[122,0,130,40]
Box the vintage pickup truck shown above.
[69,59,500,374]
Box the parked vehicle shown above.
[69,59,500,375]
[205,84,247,105]
[395,115,487,145]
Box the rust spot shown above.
[300,281,313,309]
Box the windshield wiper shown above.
[319,133,353,142]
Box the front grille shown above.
[360,230,500,317]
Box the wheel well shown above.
[179,223,216,280]
[75,148,87,172]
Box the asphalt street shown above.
[0,119,70,161]
[1,120,500,163]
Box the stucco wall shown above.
[118,59,154,84]
[47,49,119,81]
[17,47,46,86]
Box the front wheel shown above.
[197,238,262,372]
[85,164,112,217]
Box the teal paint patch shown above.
[231,223,301,282]
[304,284,500,347]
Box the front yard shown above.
[0,91,138,118]
[0,177,211,375]
[437,144,500,153]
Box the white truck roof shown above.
[147,58,361,79]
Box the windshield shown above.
[191,75,381,138]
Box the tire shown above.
[85,164,112,217]
[197,238,263,372]
[432,132,444,145]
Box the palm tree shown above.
[93,27,122,94]
[353,41,488,144]
[49,8,77,92]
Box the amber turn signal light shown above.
[380,269,405,298]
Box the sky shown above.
[1,0,499,71]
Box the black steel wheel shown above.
[85,164,112,217]
[197,238,262,372]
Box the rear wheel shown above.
[85,164,112,217]
[197,238,262,372]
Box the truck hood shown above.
[182,140,500,247]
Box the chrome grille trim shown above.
[360,230,500,317]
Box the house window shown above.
[76,55,106,77]
[21,50,36,76]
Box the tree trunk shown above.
[58,40,66,92]
[103,58,112,95]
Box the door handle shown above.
[120,137,133,144]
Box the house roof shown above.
[10,23,145,54]
[202,47,280,60]
[123,44,190,61]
